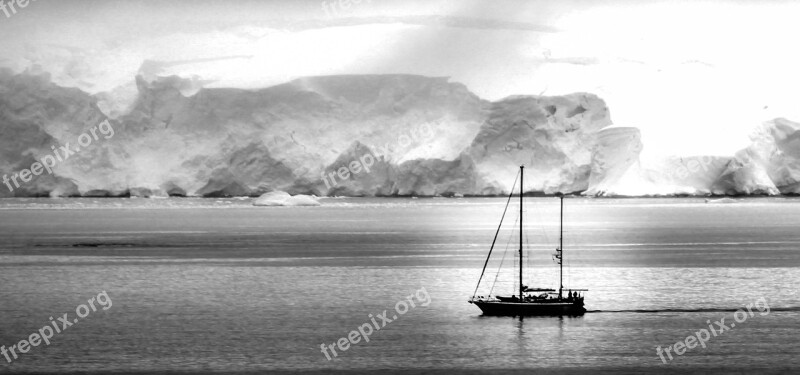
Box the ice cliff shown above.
[715,118,800,195]
[584,118,800,196]
[1,69,799,197]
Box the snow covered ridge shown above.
[0,70,799,197]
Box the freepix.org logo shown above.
[655,297,770,364]
[2,119,115,194]
[320,287,431,360]
[0,0,35,19]
[1,291,112,364]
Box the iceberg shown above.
[705,197,738,204]
[253,191,320,206]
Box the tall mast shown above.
[519,165,524,301]
[559,195,564,300]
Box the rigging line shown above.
[564,204,569,288]
[531,196,552,261]
[566,229,575,288]
[567,256,571,289]
[472,169,520,299]
[489,213,518,297]
[524,205,531,286]
[564,209,578,289]
[563,200,576,289]
[530,196,557,287]
[550,199,561,286]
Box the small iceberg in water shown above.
[705,197,738,204]
[253,191,321,206]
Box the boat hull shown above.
[471,300,585,316]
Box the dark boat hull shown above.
[472,300,585,316]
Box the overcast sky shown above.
[2,0,799,159]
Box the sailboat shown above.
[468,165,587,316]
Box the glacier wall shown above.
[1,69,799,197]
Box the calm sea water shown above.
[1,197,799,374]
